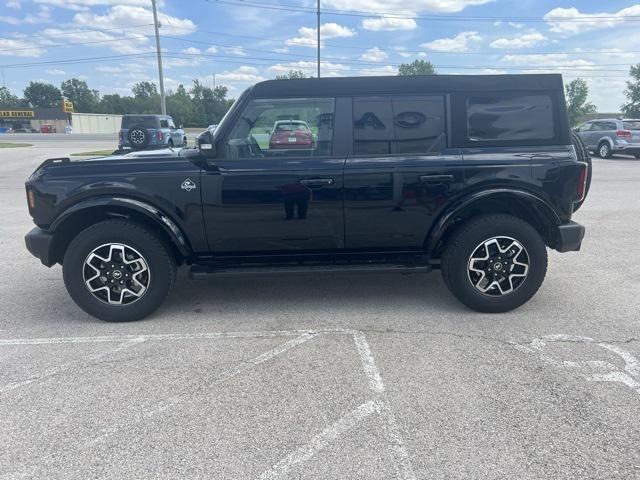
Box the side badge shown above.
[181,178,197,192]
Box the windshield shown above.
[122,116,159,129]
[623,121,640,130]
[212,89,249,141]
[275,122,309,132]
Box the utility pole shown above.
[317,0,320,78]
[151,0,166,114]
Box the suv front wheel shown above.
[441,214,548,313]
[62,219,176,322]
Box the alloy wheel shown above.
[467,236,529,296]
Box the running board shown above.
[189,262,431,279]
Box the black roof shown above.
[250,74,564,98]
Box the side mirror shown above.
[197,129,217,158]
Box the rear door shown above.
[344,95,463,249]
[201,96,347,252]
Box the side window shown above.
[605,122,617,131]
[466,94,554,142]
[353,95,446,155]
[577,123,591,132]
[159,119,169,129]
[225,97,334,159]
[168,119,176,129]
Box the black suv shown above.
[24,75,589,322]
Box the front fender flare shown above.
[425,188,562,253]
[49,196,191,257]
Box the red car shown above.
[269,120,314,150]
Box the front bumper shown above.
[555,221,585,253]
[25,227,56,267]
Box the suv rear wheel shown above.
[597,141,612,159]
[441,214,547,313]
[62,219,176,322]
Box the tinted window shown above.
[466,94,554,142]
[353,96,446,155]
[624,121,640,130]
[160,119,169,128]
[226,98,334,159]
[122,116,159,129]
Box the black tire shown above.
[62,219,176,322]
[168,139,174,148]
[127,125,150,150]
[441,214,548,313]
[634,153,640,159]
[596,141,611,159]
[182,136,188,147]
[571,130,591,212]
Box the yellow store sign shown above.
[0,110,35,118]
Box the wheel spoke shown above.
[83,243,150,306]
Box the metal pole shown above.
[317,0,320,78]
[151,0,166,114]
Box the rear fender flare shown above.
[425,189,561,253]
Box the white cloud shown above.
[206,46,218,54]
[33,0,154,11]
[223,46,246,56]
[268,60,350,76]
[73,5,196,36]
[95,65,123,73]
[420,31,481,52]
[286,22,355,48]
[544,5,640,35]
[393,47,413,58]
[490,32,547,49]
[215,66,265,83]
[479,68,507,74]
[39,27,150,54]
[181,47,201,55]
[0,6,50,25]
[45,68,66,75]
[323,0,492,14]
[501,53,596,70]
[508,22,524,29]
[6,0,21,10]
[360,47,388,62]
[362,17,417,31]
[359,65,397,76]
[0,37,45,56]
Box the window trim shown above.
[451,90,565,148]
[350,93,450,158]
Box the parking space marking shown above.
[0,329,416,479]
[0,337,145,395]
[513,334,640,396]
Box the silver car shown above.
[575,118,640,159]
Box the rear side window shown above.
[353,95,447,156]
[160,119,169,128]
[466,94,554,142]
[623,121,640,130]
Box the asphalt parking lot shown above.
[1,136,640,479]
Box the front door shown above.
[201,96,345,253]
[344,94,464,249]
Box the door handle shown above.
[419,174,454,183]
[299,178,334,186]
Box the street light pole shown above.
[317,0,320,78]
[151,0,166,115]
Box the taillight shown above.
[576,162,588,202]
[27,189,36,209]
[616,130,632,139]
[157,131,163,141]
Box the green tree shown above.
[621,64,640,118]
[565,78,597,126]
[61,78,99,113]
[275,70,307,80]
[0,87,25,108]
[190,80,233,126]
[132,81,158,99]
[23,81,62,108]
[398,60,437,76]
[166,84,194,127]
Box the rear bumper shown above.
[25,227,56,267]
[555,221,585,253]
[613,144,640,154]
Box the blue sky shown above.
[1,0,639,111]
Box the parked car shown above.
[268,120,314,150]
[118,114,186,151]
[574,118,640,159]
[25,74,589,322]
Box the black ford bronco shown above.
[25,74,589,322]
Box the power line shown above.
[209,0,640,23]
